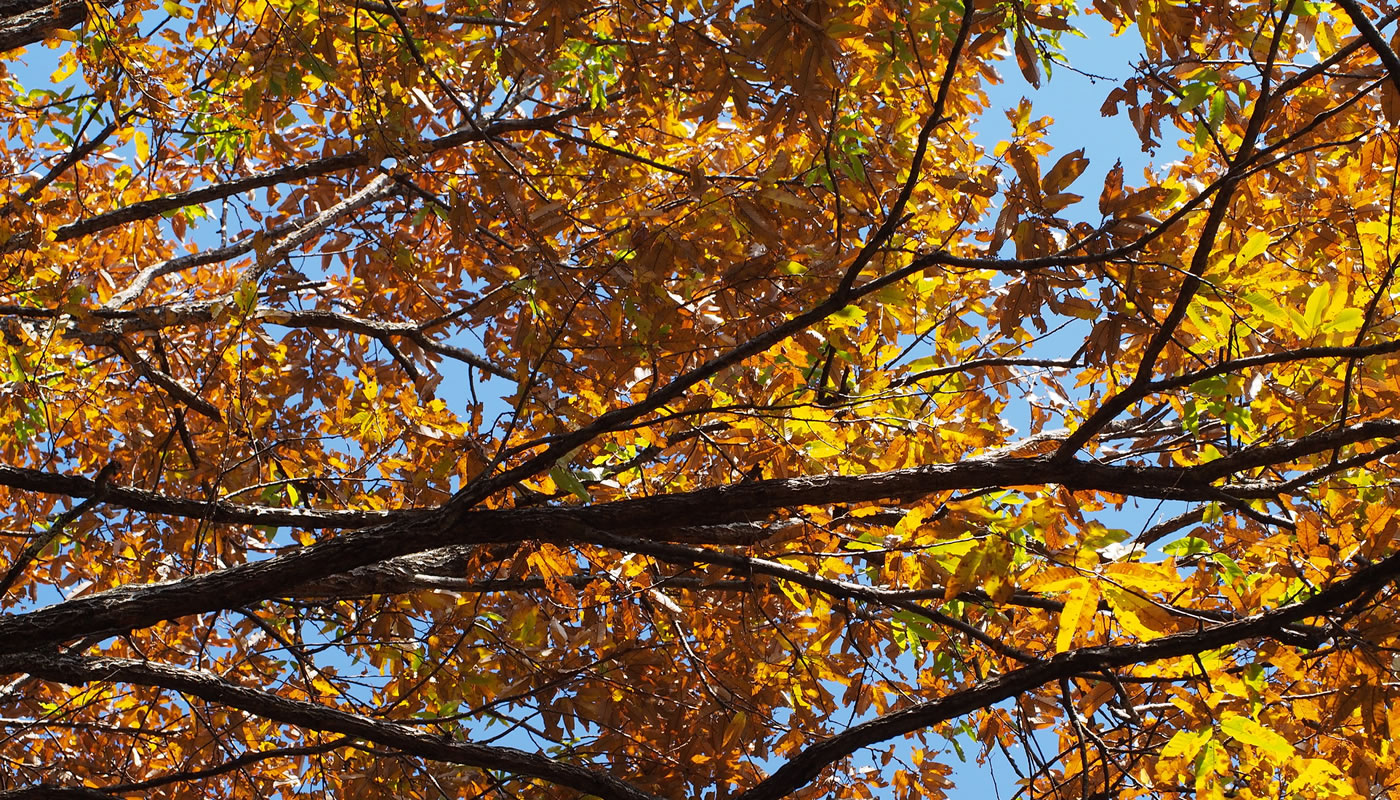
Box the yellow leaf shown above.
[721,711,748,747]
[828,305,867,329]
[945,539,1000,600]
[1291,758,1348,792]
[1028,566,1082,592]
[1102,585,1175,639]
[1219,713,1294,761]
[894,506,930,540]
[1055,580,1098,652]
[310,675,341,697]
[1103,562,1178,593]
[1159,728,1211,763]
[134,130,150,163]
[1235,231,1270,266]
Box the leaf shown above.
[1235,231,1270,267]
[1098,160,1124,216]
[720,711,748,747]
[1107,186,1171,218]
[549,463,592,502]
[1383,80,1400,127]
[1102,585,1175,639]
[133,129,150,163]
[760,186,816,212]
[1291,758,1347,791]
[1055,580,1099,652]
[1014,27,1041,88]
[1028,566,1083,592]
[1302,283,1330,334]
[1006,145,1042,200]
[946,538,1011,600]
[894,506,930,539]
[1321,306,1363,333]
[1159,728,1212,764]
[1042,149,1088,194]
[1195,739,1226,791]
[1209,552,1244,581]
[1103,562,1178,593]
[1219,714,1295,760]
[1041,192,1082,213]
[1242,291,1291,327]
[828,305,867,329]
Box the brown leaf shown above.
[1382,81,1400,127]
[1043,148,1089,194]
[1099,159,1124,216]
[1014,27,1041,89]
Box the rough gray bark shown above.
[0,0,116,54]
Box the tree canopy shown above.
[2,0,1400,798]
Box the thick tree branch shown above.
[0,462,414,528]
[0,787,118,800]
[1335,0,1400,94]
[5,440,1399,654]
[1148,336,1400,394]
[9,534,1382,800]
[0,0,116,53]
[1188,420,1400,481]
[0,462,117,598]
[0,452,1225,534]
[1,301,513,383]
[735,542,1400,800]
[0,652,661,800]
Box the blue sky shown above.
[941,11,1167,798]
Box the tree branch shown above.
[0,652,661,800]
[0,0,116,53]
[735,542,1400,800]
[0,446,1390,654]
[8,103,598,252]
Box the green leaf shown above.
[1210,552,1243,580]
[1178,81,1213,113]
[303,55,337,82]
[892,609,940,647]
[1194,739,1225,791]
[1194,119,1211,150]
[550,462,592,502]
[1209,90,1226,128]
[1161,536,1211,557]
